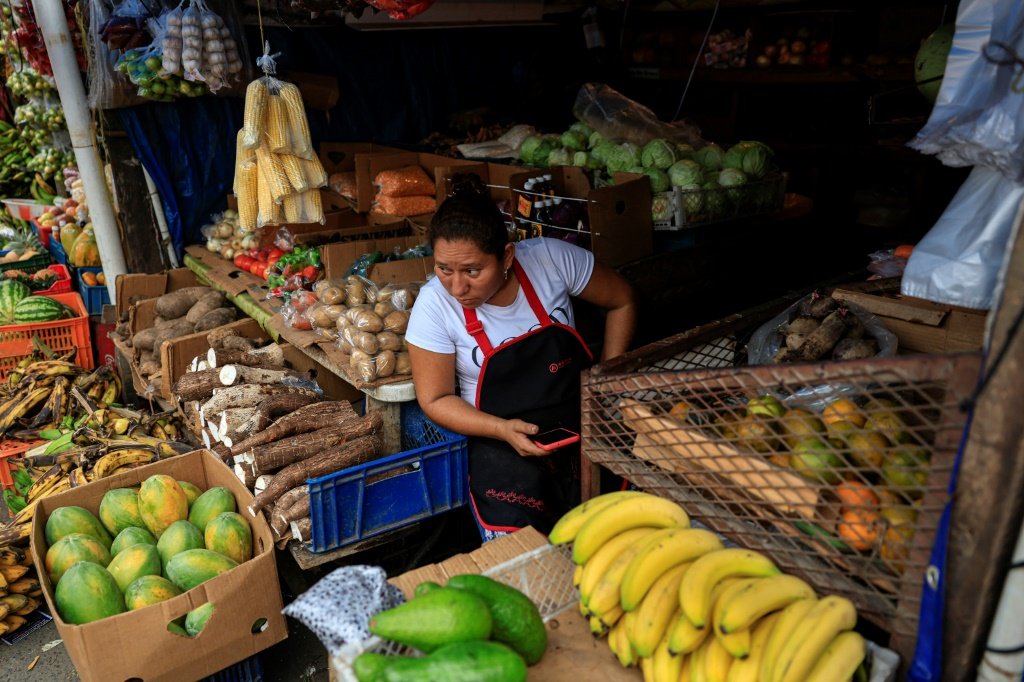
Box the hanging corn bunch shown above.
[235,45,328,231]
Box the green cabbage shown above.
[677,183,704,216]
[641,139,677,170]
[519,135,543,164]
[724,141,771,179]
[718,168,748,187]
[548,147,572,167]
[627,166,646,175]
[642,168,671,193]
[588,130,604,149]
[561,130,588,152]
[573,151,603,170]
[668,159,705,187]
[694,143,725,170]
[571,121,594,139]
[591,141,617,165]
[532,136,559,166]
[675,143,695,160]
[606,143,642,172]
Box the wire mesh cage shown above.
[581,302,980,658]
[653,172,787,230]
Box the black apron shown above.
[463,259,593,535]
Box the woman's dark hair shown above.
[428,173,508,258]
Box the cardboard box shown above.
[356,151,478,214]
[322,236,433,285]
[508,166,653,269]
[115,268,199,321]
[263,210,409,249]
[183,245,263,298]
[832,286,987,354]
[332,528,637,682]
[290,71,340,111]
[30,450,288,682]
[159,316,362,404]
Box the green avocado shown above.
[446,574,548,665]
[380,641,527,682]
[369,587,492,653]
[353,652,411,682]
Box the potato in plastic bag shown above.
[383,310,410,334]
[352,310,385,333]
[376,331,403,352]
[354,331,379,355]
[375,350,396,378]
[395,351,412,375]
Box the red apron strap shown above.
[512,260,553,326]
[462,306,494,356]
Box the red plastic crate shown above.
[0,292,93,379]
[0,439,43,489]
[30,218,52,249]
[33,264,73,295]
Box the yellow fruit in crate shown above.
[734,416,779,454]
[668,400,692,422]
[789,438,843,485]
[70,229,102,267]
[96,271,106,286]
[880,524,916,573]
[778,408,826,446]
[59,221,80,252]
[747,395,785,419]
[81,271,98,287]
[822,399,865,428]
[864,410,910,445]
[845,431,890,470]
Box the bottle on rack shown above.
[542,174,556,199]
[517,178,537,218]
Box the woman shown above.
[406,174,636,538]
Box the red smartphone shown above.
[530,428,581,451]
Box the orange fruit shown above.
[836,481,881,512]
[837,509,882,551]
[894,244,914,259]
[81,271,98,286]
[96,271,106,285]
[668,400,691,422]
[822,399,865,428]
[845,431,890,470]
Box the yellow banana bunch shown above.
[91,448,156,479]
[550,492,870,681]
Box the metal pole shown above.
[34,0,127,302]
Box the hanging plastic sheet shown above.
[901,166,1024,310]
[118,97,242,259]
[908,0,1024,181]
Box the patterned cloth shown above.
[281,565,405,655]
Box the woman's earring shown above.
[503,269,509,280]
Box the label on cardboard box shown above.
[30,450,288,682]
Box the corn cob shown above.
[279,153,310,193]
[234,129,256,196]
[256,162,276,228]
[254,144,291,204]
[241,79,269,150]
[266,95,292,155]
[278,83,314,160]
[236,161,259,231]
[301,155,328,189]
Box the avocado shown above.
[381,641,527,682]
[447,574,548,665]
[369,587,492,653]
[353,652,409,682]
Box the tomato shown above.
[268,248,285,260]
[259,263,272,279]
[233,255,252,270]
[301,265,319,281]
[267,253,282,268]
[290,315,313,330]
[249,261,267,276]
[290,289,318,313]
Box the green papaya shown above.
[369,587,492,653]
[413,580,442,597]
[353,652,412,682]
[446,574,548,665]
[380,641,526,682]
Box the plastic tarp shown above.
[118,97,242,259]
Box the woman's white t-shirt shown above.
[405,238,595,404]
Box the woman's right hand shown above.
[499,419,548,457]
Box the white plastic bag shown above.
[901,166,1024,310]
[908,0,1024,180]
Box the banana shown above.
[611,617,636,667]
[624,609,640,652]
[0,522,30,547]
[668,607,709,656]
[651,635,682,682]
[91,448,155,479]
[678,549,780,629]
[573,565,583,588]
[630,563,691,657]
[597,604,624,630]
[690,637,709,682]
[640,655,655,682]
[718,574,815,635]
[0,564,28,583]
[680,653,691,682]
[587,528,676,617]
[8,577,40,594]
[772,595,858,682]
[579,600,589,617]
[703,633,733,682]
[13,596,39,616]
[620,528,722,611]
[580,526,660,606]
[0,603,9,621]
[711,578,757,659]
[101,382,119,406]
[607,617,625,660]
[589,614,611,638]
[760,598,819,682]
[0,594,28,612]
[68,467,90,488]
[726,612,780,682]
[4,614,27,633]
[805,630,867,682]
[0,547,24,566]
[573,495,690,564]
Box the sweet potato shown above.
[833,337,877,361]
[150,318,196,350]
[155,287,210,319]
[193,307,237,332]
[786,317,820,335]
[132,326,160,351]
[186,290,228,324]
[799,310,848,360]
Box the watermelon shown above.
[0,280,31,323]
[99,488,145,536]
[55,562,125,625]
[45,506,113,549]
[13,295,71,323]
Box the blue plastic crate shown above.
[205,652,264,682]
[47,239,66,265]
[307,420,469,553]
[75,266,109,316]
